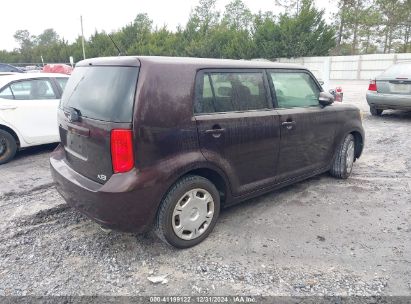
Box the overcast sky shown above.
[0,0,334,51]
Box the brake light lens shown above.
[368,80,377,91]
[111,129,134,173]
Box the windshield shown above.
[61,66,139,122]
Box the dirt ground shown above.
[0,81,410,296]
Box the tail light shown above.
[336,86,342,93]
[368,80,377,91]
[111,129,134,173]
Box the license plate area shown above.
[66,131,88,160]
[389,83,411,94]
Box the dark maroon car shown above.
[50,56,364,248]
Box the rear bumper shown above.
[366,91,411,110]
[50,144,163,233]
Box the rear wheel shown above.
[330,134,355,179]
[155,175,220,248]
[0,130,17,165]
[370,106,383,116]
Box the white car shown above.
[0,73,69,164]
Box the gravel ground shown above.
[0,81,410,296]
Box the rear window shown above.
[61,66,139,122]
[382,63,411,78]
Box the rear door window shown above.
[195,71,269,114]
[9,79,57,100]
[61,66,139,122]
[0,86,13,99]
[269,71,320,108]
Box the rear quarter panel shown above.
[132,60,213,203]
[0,104,29,148]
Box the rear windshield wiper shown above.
[66,107,82,122]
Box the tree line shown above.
[334,0,411,54]
[0,0,410,65]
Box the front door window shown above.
[269,71,320,108]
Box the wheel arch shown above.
[335,113,365,160]
[181,167,230,206]
[163,163,233,209]
[350,130,364,159]
[0,124,20,148]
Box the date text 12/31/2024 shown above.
[149,296,257,303]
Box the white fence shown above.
[276,53,411,88]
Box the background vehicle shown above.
[0,73,69,164]
[51,56,364,248]
[42,64,73,75]
[317,79,344,102]
[329,86,343,102]
[23,65,42,72]
[366,62,411,116]
[0,63,24,73]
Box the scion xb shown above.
[50,56,364,248]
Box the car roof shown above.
[77,56,305,70]
[0,73,69,88]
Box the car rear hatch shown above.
[376,63,411,95]
[58,58,140,184]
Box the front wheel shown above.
[155,175,220,248]
[330,134,355,179]
[0,130,17,165]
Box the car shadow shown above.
[14,143,59,160]
[369,109,411,120]
[130,173,329,252]
[220,173,325,217]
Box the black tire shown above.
[0,130,17,165]
[330,134,355,179]
[370,106,383,116]
[155,175,220,248]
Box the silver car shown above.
[366,62,411,116]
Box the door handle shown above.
[281,121,296,130]
[0,105,17,110]
[205,126,225,138]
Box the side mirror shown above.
[319,91,334,106]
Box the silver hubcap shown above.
[346,140,355,173]
[172,188,215,241]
